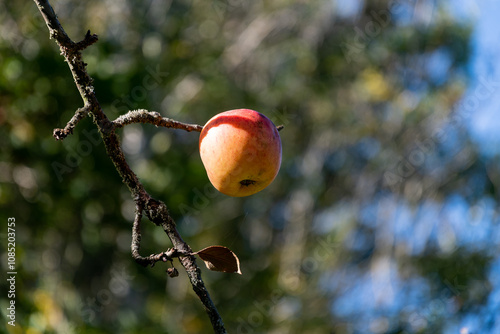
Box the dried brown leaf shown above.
[193,245,242,274]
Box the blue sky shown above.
[462,0,500,157]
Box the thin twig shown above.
[114,109,203,132]
[74,30,99,51]
[34,1,227,332]
[53,105,90,140]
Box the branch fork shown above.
[132,204,189,269]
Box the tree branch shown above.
[132,203,185,268]
[113,109,203,132]
[34,1,227,332]
[53,105,89,140]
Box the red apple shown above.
[199,109,282,197]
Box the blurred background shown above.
[2,0,500,333]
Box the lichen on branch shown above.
[113,109,203,132]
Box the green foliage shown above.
[1,1,497,333]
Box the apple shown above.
[199,109,282,197]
